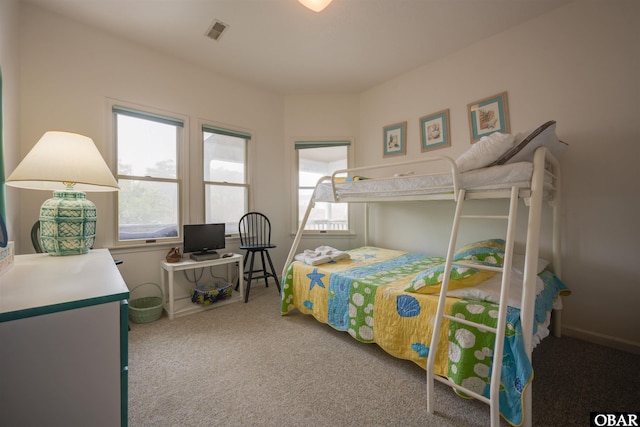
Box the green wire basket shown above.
[128,282,164,324]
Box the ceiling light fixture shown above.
[298,0,333,12]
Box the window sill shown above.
[289,232,356,239]
[107,241,178,256]
[107,236,240,256]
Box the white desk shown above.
[160,253,244,319]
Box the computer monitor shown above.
[183,223,225,259]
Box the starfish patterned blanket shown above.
[280,246,569,426]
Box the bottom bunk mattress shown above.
[280,246,569,426]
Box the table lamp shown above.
[6,131,119,256]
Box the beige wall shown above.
[7,1,639,352]
[16,3,287,289]
[357,0,640,352]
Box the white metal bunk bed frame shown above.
[283,146,562,427]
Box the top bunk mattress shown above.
[315,161,549,202]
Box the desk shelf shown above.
[167,291,243,319]
[160,253,244,320]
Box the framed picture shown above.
[419,109,450,152]
[467,91,510,143]
[383,121,407,157]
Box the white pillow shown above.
[446,274,544,309]
[455,132,515,172]
[511,253,550,276]
[489,121,567,166]
[446,253,550,309]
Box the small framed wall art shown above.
[467,91,510,143]
[383,121,407,157]
[419,109,450,152]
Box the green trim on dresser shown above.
[0,291,130,323]
[120,300,129,427]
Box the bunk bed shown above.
[280,121,569,427]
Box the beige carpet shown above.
[128,284,639,427]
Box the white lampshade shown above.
[298,0,333,12]
[6,131,119,192]
[6,131,118,256]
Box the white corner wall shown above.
[357,0,640,352]
[283,94,363,256]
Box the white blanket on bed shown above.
[447,253,549,309]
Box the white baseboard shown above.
[562,326,640,355]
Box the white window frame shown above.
[110,101,187,247]
[294,139,353,235]
[201,123,250,237]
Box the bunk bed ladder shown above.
[426,186,520,427]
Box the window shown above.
[114,106,182,243]
[203,125,249,235]
[296,141,350,232]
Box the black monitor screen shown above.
[183,223,225,254]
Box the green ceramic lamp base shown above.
[39,189,96,256]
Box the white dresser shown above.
[0,249,129,427]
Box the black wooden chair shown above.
[31,221,123,265]
[31,221,44,253]
[237,212,280,302]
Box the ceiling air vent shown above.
[205,19,229,41]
